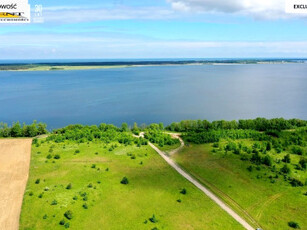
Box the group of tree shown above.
[144,129,179,147]
[47,123,140,144]
[0,121,47,137]
[167,118,306,132]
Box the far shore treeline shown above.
[0,118,306,139]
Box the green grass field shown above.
[173,141,307,230]
[20,139,244,230]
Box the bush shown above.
[91,164,96,168]
[66,183,72,190]
[120,177,129,185]
[149,214,158,223]
[59,219,65,225]
[280,165,290,174]
[46,154,52,159]
[299,158,306,169]
[291,146,303,155]
[180,188,187,195]
[64,210,73,220]
[282,154,291,163]
[64,222,70,228]
[82,203,88,209]
[247,165,253,172]
[35,179,40,184]
[87,183,93,188]
[54,154,61,159]
[262,155,272,166]
[288,221,300,229]
[75,150,80,154]
[290,178,304,187]
[51,200,57,205]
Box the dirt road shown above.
[0,139,32,230]
[148,134,255,230]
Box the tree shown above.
[37,122,47,135]
[121,123,129,132]
[11,122,22,137]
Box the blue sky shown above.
[0,0,307,59]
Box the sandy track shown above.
[145,133,255,230]
[0,139,32,230]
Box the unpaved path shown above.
[146,133,255,230]
[0,139,32,230]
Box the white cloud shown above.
[0,32,306,58]
[42,6,176,23]
[167,0,306,19]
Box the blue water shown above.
[0,64,306,129]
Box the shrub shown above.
[262,155,272,166]
[290,178,304,187]
[91,164,96,168]
[43,214,47,219]
[59,219,65,225]
[282,154,291,163]
[54,154,61,159]
[29,191,33,196]
[180,188,187,195]
[149,214,157,223]
[247,165,253,172]
[35,179,40,184]
[64,222,70,228]
[46,154,52,159]
[176,199,181,203]
[66,183,72,190]
[288,221,300,229]
[87,183,93,188]
[291,146,303,155]
[299,158,306,169]
[51,200,57,205]
[75,150,80,154]
[38,193,43,198]
[280,165,290,174]
[120,177,129,184]
[73,196,78,200]
[82,203,88,209]
[64,210,73,220]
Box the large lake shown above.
[0,64,306,129]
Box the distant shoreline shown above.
[0,59,306,71]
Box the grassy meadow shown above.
[19,138,243,230]
[173,140,307,230]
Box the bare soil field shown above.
[0,139,32,230]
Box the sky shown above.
[0,0,307,59]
